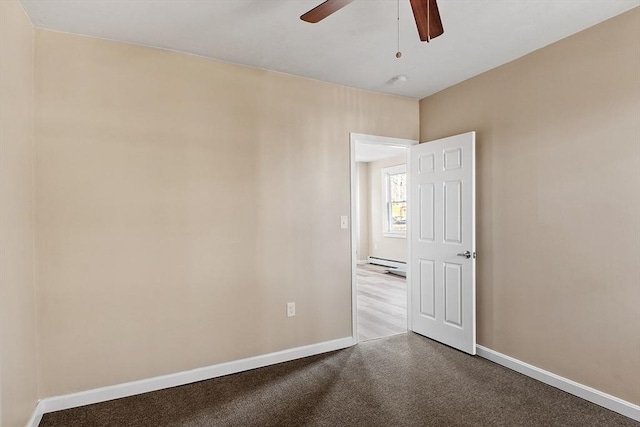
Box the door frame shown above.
[349,133,418,343]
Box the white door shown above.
[408,132,476,354]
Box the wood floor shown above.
[356,264,407,341]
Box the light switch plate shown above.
[340,216,348,229]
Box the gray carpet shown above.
[39,333,638,426]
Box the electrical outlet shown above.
[287,302,295,317]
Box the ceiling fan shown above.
[300,0,444,42]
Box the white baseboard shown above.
[28,336,354,426]
[28,339,637,426]
[26,403,44,427]
[367,256,405,270]
[476,345,640,421]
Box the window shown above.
[382,164,407,237]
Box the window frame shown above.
[382,164,407,238]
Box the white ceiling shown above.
[20,0,639,99]
[355,142,406,163]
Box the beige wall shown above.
[0,1,38,426]
[420,8,640,404]
[356,162,370,262]
[33,29,419,397]
[367,156,407,262]
[3,1,635,414]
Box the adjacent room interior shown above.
[1,1,639,426]
[354,141,409,342]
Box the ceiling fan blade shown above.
[300,0,355,23]
[410,0,444,42]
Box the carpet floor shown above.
[40,333,638,427]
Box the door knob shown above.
[457,251,471,259]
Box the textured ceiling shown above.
[20,0,640,99]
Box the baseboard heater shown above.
[367,256,407,277]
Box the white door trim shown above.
[349,133,418,343]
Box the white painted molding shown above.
[349,132,417,346]
[26,403,44,427]
[29,336,354,424]
[476,345,640,421]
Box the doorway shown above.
[350,133,418,343]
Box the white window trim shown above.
[382,164,407,238]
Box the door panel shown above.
[444,180,462,243]
[419,259,436,318]
[409,132,476,354]
[419,184,435,241]
[444,262,462,327]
